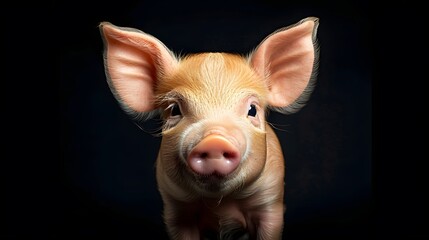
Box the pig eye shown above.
[247,104,257,117]
[170,103,182,116]
[163,102,182,130]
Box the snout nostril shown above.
[199,152,235,159]
[223,152,235,159]
[187,135,241,176]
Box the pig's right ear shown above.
[99,22,178,120]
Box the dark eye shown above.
[247,104,257,117]
[170,103,182,116]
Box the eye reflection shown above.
[248,104,257,117]
[170,103,181,116]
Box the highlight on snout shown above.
[180,119,246,190]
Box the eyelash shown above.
[169,102,181,116]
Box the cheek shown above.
[239,130,267,183]
[158,125,189,178]
[159,118,205,175]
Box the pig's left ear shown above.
[249,17,319,114]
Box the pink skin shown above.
[187,134,241,177]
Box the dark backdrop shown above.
[1,1,423,239]
[60,1,371,239]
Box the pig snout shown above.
[187,135,241,177]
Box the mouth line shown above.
[197,173,226,183]
[194,174,228,191]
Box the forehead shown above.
[157,53,268,106]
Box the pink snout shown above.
[187,135,240,176]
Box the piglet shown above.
[99,17,319,240]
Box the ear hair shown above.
[248,17,320,114]
[276,18,320,115]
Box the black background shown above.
[3,1,428,239]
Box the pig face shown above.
[99,17,319,239]
[99,17,319,199]
[155,53,269,197]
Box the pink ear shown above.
[99,22,178,119]
[250,17,319,114]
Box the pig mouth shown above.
[193,172,239,193]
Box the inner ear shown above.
[99,22,178,120]
[249,17,319,114]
